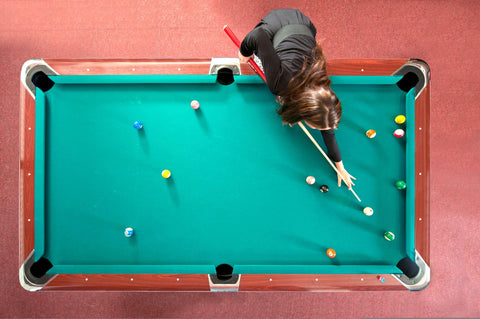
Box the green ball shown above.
[384,231,395,241]
[395,180,406,190]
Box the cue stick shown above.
[223,25,361,202]
[223,25,267,83]
[297,122,361,202]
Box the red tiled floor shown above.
[1,0,479,317]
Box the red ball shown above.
[394,129,405,138]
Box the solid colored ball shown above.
[162,170,171,179]
[306,176,315,185]
[326,249,336,258]
[133,121,143,130]
[366,129,376,138]
[384,231,395,241]
[395,115,406,124]
[124,227,134,237]
[191,100,200,110]
[394,129,405,138]
[320,185,329,193]
[363,207,374,216]
[395,180,406,190]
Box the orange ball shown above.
[326,248,336,258]
[366,129,376,138]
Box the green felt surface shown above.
[34,74,415,274]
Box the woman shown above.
[239,8,355,189]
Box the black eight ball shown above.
[320,185,329,193]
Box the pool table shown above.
[19,58,430,291]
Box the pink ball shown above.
[306,176,315,185]
[191,100,200,110]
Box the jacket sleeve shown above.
[239,28,292,95]
[321,129,342,162]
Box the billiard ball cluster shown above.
[131,99,198,179]
[366,114,406,139]
[124,167,172,238]
[307,114,408,261]
[305,173,404,215]
[132,100,200,129]
[365,113,407,190]
[126,101,201,239]
[132,99,197,183]
[127,107,407,283]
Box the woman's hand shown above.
[335,161,356,190]
[238,50,253,63]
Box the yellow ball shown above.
[395,115,406,124]
[161,170,171,179]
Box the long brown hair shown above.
[277,43,341,129]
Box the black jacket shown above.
[240,9,341,162]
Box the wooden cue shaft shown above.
[298,122,361,202]
[223,26,361,202]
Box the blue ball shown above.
[133,121,143,130]
[124,227,134,237]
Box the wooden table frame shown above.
[19,58,430,291]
